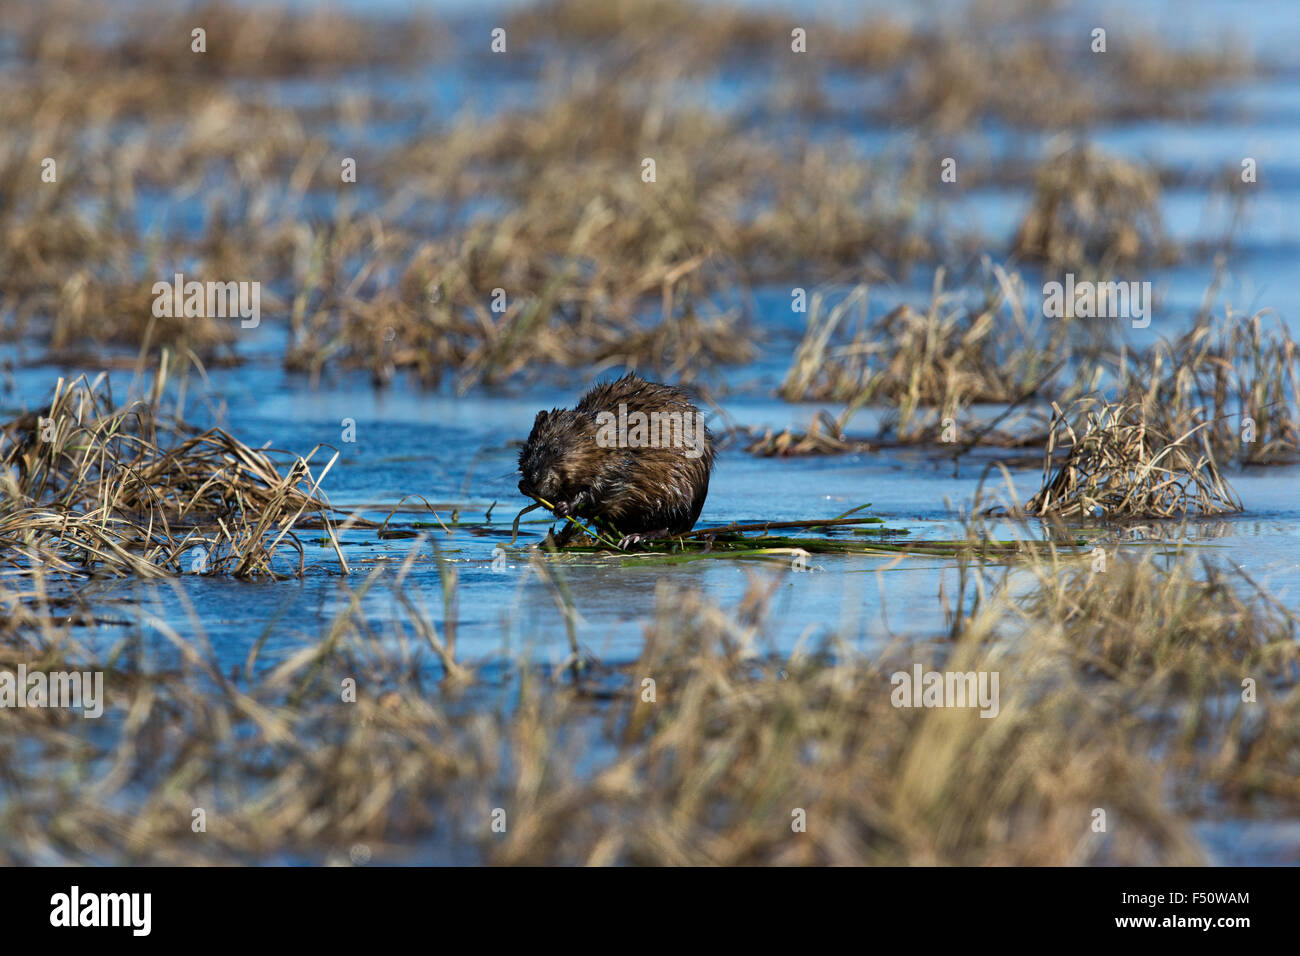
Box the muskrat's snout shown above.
[518,464,559,502]
[531,469,561,502]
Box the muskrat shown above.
[518,373,715,549]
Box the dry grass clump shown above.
[740,407,1044,457]
[1026,399,1242,519]
[779,267,1060,438]
[1013,547,1300,812]
[9,0,436,77]
[740,146,933,272]
[487,581,1196,866]
[1112,36,1252,97]
[507,0,791,76]
[1120,311,1300,466]
[889,34,1101,130]
[1020,553,1299,686]
[880,30,1248,130]
[47,274,241,361]
[280,85,775,386]
[1,0,1252,384]
[741,410,872,457]
[0,65,331,361]
[12,540,1300,864]
[427,83,930,272]
[283,213,752,389]
[509,0,1250,129]
[1215,317,1300,464]
[289,82,933,387]
[0,367,343,579]
[1013,145,1171,270]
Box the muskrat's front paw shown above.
[618,530,669,550]
[553,500,571,518]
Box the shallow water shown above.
[4,3,1297,646]
[4,0,1300,864]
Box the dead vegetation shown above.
[0,364,344,579]
[1013,145,1172,270]
[1025,399,1242,519]
[512,0,1250,128]
[1117,310,1300,466]
[1021,551,1298,685]
[0,0,1254,381]
[285,84,935,387]
[7,0,437,77]
[741,410,873,457]
[282,153,761,388]
[2,530,1295,864]
[0,0,1291,870]
[778,266,1061,441]
[766,269,1297,474]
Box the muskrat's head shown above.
[517,409,593,505]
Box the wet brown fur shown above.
[518,373,715,546]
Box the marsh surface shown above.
[2,0,1298,864]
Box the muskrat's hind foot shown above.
[617,529,671,551]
